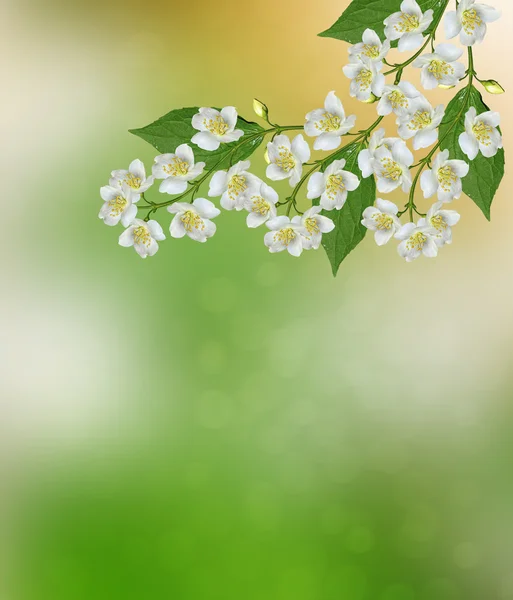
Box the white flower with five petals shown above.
[304,91,356,151]
[343,57,385,102]
[110,159,154,199]
[118,219,165,258]
[459,107,502,159]
[348,28,391,65]
[395,222,439,262]
[418,202,461,246]
[153,144,206,195]
[307,159,360,211]
[266,134,311,187]
[384,0,434,52]
[420,150,469,202]
[191,107,244,151]
[397,99,445,150]
[361,199,402,246]
[371,142,414,193]
[445,0,501,46]
[377,81,422,118]
[244,182,279,228]
[292,207,335,250]
[413,44,466,90]
[208,160,260,211]
[358,129,402,178]
[99,184,138,227]
[264,216,308,257]
[168,198,221,243]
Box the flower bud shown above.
[253,98,269,120]
[264,148,271,164]
[363,93,378,104]
[481,79,505,94]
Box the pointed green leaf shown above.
[129,107,265,170]
[438,85,504,220]
[318,0,446,44]
[319,142,375,276]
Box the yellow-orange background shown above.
[1,1,513,599]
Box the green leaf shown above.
[318,0,446,44]
[319,142,375,276]
[129,107,265,170]
[439,85,504,220]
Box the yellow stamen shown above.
[275,147,296,172]
[408,110,432,131]
[203,115,229,137]
[181,210,205,232]
[380,158,402,181]
[374,213,393,230]
[108,195,127,217]
[406,231,427,251]
[362,44,380,59]
[316,112,342,133]
[163,157,189,177]
[428,60,454,81]
[430,215,447,232]
[395,13,420,33]
[274,228,296,246]
[133,225,151,247]
[389,90,408,110]
[124,173,142,189]
[437,165,457,192]
[304,217,320,235]
[462,9,483,35]
[251,196,270,216]
[228,174,248,201]
[326,174,346,199]
[356,68,373,91]
[472,121,493,146]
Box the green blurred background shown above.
[3,0,513,598]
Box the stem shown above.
[401,48,475,220]
[142,124,304,216]
[383,0,450,77]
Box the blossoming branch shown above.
[99,0,504,274]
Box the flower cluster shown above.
[99,0,503,267]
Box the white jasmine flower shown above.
[304,91,356,151]
[458,107,502,159]
[397,99,445,150]
[395,222,439,262]
[264,216,308,257]
[208,160,260,211]
[445,0,501,46]
[292,206,335,250]
[358,129,402,178]
[191,107,244,151]
[118,219,165,258]
[266,134,311,187]
[153,144,206,195]
[377,81,422,117]
[420,150,469,202]
[244,182,278,228]
[413,44,466,90]
[168,198,221,243]
[110,159,154,199]
[371,143,414,193]
[99,184,138,227]
[306,159,360,211]
[348,28,391,64]
[384,0,434,52]
[343,57,385,102]
[361,199,402,246]
[418,202,461,246]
